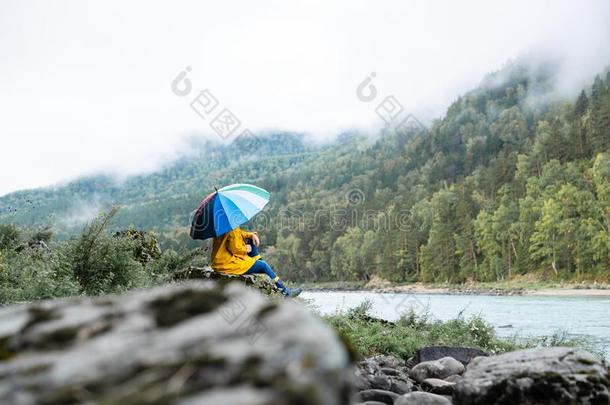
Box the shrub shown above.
[147,249,187,283]
[0,224,21,250]
[28,227,53,244]
[68,208,152,295]
[324,300,521,359]
[0,245,80,303]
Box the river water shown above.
[302,291,610,358]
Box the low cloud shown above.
[55,197,105,229]
[0,0,608,196]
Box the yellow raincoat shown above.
[211,227,260,275]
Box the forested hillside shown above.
[261,64,610,283]
[2,63,609,284]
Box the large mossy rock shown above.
[0,281,352,404]
[173,266,284,296]
[454,346,610,405]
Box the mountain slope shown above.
[2,63,609,283]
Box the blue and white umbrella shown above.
[190,183,270,240]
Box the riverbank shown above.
[301,279,610,297]
[334,301,610,404]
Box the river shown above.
[302,291,610,358]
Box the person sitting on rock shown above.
[211,226,302,297]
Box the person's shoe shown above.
[284,287,302,298]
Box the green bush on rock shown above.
[0,224,20,251]
[68,208,152,295]
[324,301,522,360]
[0,241,79,303]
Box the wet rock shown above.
[371,374,392,391]
[416,346,488,366]
[395,391,453,405]
[380,367,399,376]
[444,374,462,384]
[422,378,456,395]
[173,266,284,296]
[389,378,414,395]
[354,355,413,394]
[369,354,407,370]
[355,389,399,404]
[410,357,465,383]
[354,360,390,391]
[0,281,352,405]
[454,346,610,405]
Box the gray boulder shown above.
[422,378,456,395]
[410,357,465,383]
[355,355,413,394]
[395,391,453,405]
[416,346,488,366]
[355,388,399,404]
[454,346,610,405]
[443,374,462,384]
[389,378,415,395]
[369,354,407,370]
[355,360,391,391]
[0,281,352,404]
[173,266,284,296]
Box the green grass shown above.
[528,330,607,359]
[322,300,521,360]
[321,300,606,361]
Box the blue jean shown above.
[244,238,287,292]
[245,260,288,292]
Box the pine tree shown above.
[574,90,589,117]
[591,75,605,105]
[591,92,610,152]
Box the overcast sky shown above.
[1,0,609,196]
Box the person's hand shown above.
[246,244,252,253]
[251,233,260,246]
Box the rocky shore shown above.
[354,346,610,404]
[0,278,608,404]
[305,281,610,297]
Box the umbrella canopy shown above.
[190,183,270,240]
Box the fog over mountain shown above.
[1,0,609,196]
